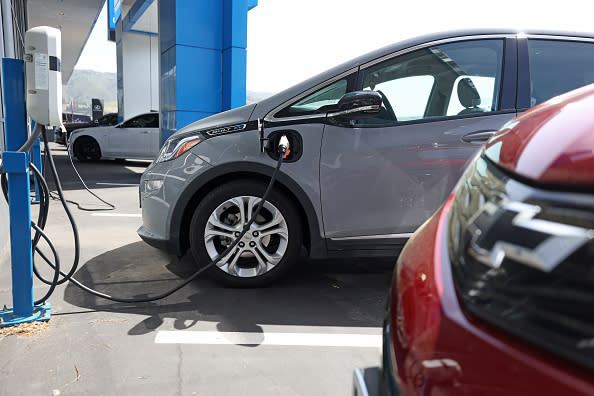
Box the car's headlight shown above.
[447,154,594,371]
[155,133,202,163]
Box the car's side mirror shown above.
[327,91,382,121]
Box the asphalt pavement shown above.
[0,144,395,395]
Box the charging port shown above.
[265,130,302,163]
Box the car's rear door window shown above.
[358,39,504,125]
[528,39,594,106]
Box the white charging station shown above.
[24,26,62,127]
[0,26,63,328]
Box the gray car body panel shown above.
[139,126,326,256]
[139,29,594,258]
[320,113,516,239]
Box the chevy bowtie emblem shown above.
[467,200,594,272]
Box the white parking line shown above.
[96,182,139,186]
[90,213,141,217]
[154,330,382,348]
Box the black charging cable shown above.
[30,127,289,303]
[39,132,116,211]
[58,133,116,211]
[1,123,115,213]
[38,127,82,287]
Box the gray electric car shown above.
[138,29,594,286]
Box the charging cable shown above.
[29,128,290,303]
[2,125,115,212]
[44,133,116,211]
[1,123,44,200]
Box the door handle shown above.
[462,130,497,143]
[140,131,149,134]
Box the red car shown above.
[355,84,594,395]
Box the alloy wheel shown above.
[204,195,289,278]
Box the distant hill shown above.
[63,69,117,115]
[63,70,275,115]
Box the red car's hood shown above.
[484,84,594,187]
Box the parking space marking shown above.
[96,182,139,186]
[155,330,382,348]
[90,213,141,217]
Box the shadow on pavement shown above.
[63,241,395,337]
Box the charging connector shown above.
[264,130,302,163]
[278,135,290,158]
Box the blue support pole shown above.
[3,152,34,315]
[0,58,50,327]
[158,0,256,144]
[2,58,27,151]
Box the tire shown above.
[189,180,302,287]
[74,136,101,161]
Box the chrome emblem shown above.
[467,200,594,272]
[204,123,246,137]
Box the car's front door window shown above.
[365,75,435,122]
[446,75,497,115]
[358,39,504,125]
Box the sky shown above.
[75,0,594,94]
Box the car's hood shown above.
[484,84,594,187]
[175,103,257,136]
[71,125,114,135]
[70,127,90,136]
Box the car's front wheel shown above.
[74,137,101,161]
[189,180,302,287]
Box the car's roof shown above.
[250,29,594,119]
[179,29,594,135]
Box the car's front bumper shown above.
[389,201,594,396]
[54,130,65,144]
[353,315,402,396]
[137,224,181,254]
[138,152,212,256]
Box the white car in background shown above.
[69,112,160,161]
